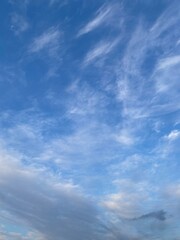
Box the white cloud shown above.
[102,192,141,219]
[158,55,180,70]
[102,179,151,219]
[83,39,119,66]
[114,3,180,120]
[67,83,105,116]
[153,128,180,159]
[29,27,61,55]
[27,27,62,77]
[77,4,117,37]
[120,154,144,171]
[150,1,180,39]
[165,130,180,141]
[114,130,135,146]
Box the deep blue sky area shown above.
[0,0,180,239]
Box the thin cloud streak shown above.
[83,39,119,66]
[77,4,117,37]
[29,27,61,54]
[158,55,180,70]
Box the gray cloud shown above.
[0,150,107,240]
[132,210,167,221]
[1,148,178,240]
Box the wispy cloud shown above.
[157,55,180,70]
[101,178,180,239]
[29,27,61,56]
[1,1,180,239]
[102,179,151,219]
[77,4,118,37]
[150,1,180,39]
[10,13,29,35]
[9,0,30,10]
[114,129,135,146]
[49,0,67,7]
[164,129,180,141]
[153,128,180,159]
[83,39,119,66]
[114,2,180,120]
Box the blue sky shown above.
[0,0,180,239]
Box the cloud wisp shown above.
[29,27,61,56]
[83,38,119,67]
[10,13,29,35]
[157,55,180,70]
[114,2,180,120]
[77,3,119,37]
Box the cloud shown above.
[132,210,167,221]
[49,0,58,5]
[0,120,180,240]
[114,1,180,121]
[49,0,67,7]
[83,39,119,66]
[102,179,151,219]
[0,230,44,240]
[152,128,180,159]
[0,149,106,240]
[150,1,180,39]
[101,179,180,239]
[119,154,145,172]
[77,3,118,37]
[157,55,180,70]
[29,27,61,56]
[2,146,170,240]
[165,130,180,141]
[9,0,30,10]
[114,129,135,146]
[1,1,180,239]
[165,183,180,200]
[11,13,29,35]
[67,82,106,116]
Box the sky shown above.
[0,0,180,239]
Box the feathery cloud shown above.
[83,39,119,66]
[77,4,117,37]
[158,55,180,70]
[29,27,61,55]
